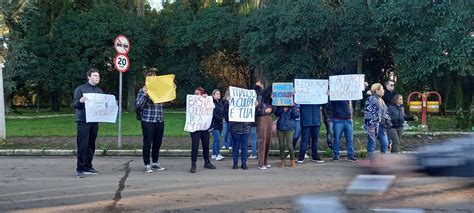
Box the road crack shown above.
[107,160,133,211]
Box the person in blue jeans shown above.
[222,89,232,150]
[292,104,301,150]
[248,124,258,159]
[211,89,225,161]
[363,83,390,160]
[297,104,324,163]
[322,104,333,150]
[328,100,357,162]
[230,121,251,170]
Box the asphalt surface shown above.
[0,156,473,212]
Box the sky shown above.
[149,0,164,11]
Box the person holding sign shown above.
[256,86,274,170]
[328,100,357,162]
[188,87,216,173]
[297,104,325,164]
[363,83,391,160]
[229,109,252,170]
[136,72,166,173]
[72,68,103,178]
[275,104,300,167]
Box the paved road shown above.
[0,156,472,212]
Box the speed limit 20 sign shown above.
[114,54,130,73]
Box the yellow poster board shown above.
[145,74,176,104]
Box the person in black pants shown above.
[136,71,166,173]
[72,68,103,178]
[189,87,216,173]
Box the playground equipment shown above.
[407,91,442,129]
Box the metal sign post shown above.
[114,35,131,148]
[0,64,5,140]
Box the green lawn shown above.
[5,110,466,137]
[6,111,188,137]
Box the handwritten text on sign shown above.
[84,93,118,123]
[272,83,294,106]
[229,86,257,122]
[294,79,328,104]
[184,95,215,132]
[329,74,365,100]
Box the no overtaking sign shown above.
[114,35,130,54]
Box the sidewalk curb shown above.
[0,149,414,157]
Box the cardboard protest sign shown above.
[146,74,176,104]
[228,86,257,122]
[329,74,365,100]
[84,93,118,123]
[272,83,293,106]
[294,79,328,104]
[184,95,215,132]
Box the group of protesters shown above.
[72,68,416,177]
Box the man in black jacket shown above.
[382,80,397,106]
[72,68,103,178]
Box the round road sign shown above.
[114,54,130,73]
[114,35,131,54]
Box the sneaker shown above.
[211,155,217,160]
[265,164,271,168]
[311,158,325,163]
[215,154,225,161]
[333,157,340,162]
[241,164,248,170]
[84,168,98,175]
[248,155,257,159]
[286,155,290,159]
[296,160,304,164]
[76,171,85,178]
[151,163,165,171]
[222,146,227,149]
[145,165,153,173]
[228,146,232,150]
[347,157,358,162]
[258,165,267,170]
[304,154,309,159]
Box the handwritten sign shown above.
[272,83,293,106]
[329,74,365,100]
[294,79,328,104]
[146,74,176,104]
[84,93,118,123]
[184,95,215,132]
[229,86,257,122]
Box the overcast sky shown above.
[149,0,164,11]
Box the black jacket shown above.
[72,82,104,122]
[382,89,396,106]
[230,121,252,134]
[211,99,224,131]
[388,104,414,128]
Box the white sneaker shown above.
[211,155,216,160]
[151,162,165,171]
[248,155,257,159]
[304,154,309,159]
[265,164,271,168]
[296,160,304,164]
[222,146,227,149]
[145,165,153,173]
[286,155,290,159]
[228,146,232,150]
[258,165,267,170]
[215,154,225,161]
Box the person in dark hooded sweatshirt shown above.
[72,68,103,178]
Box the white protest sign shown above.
[228,86,257,122]
[294,79,328,104]
[184,95,215,132]
[84,93,118,123]
[329,74,365,100]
